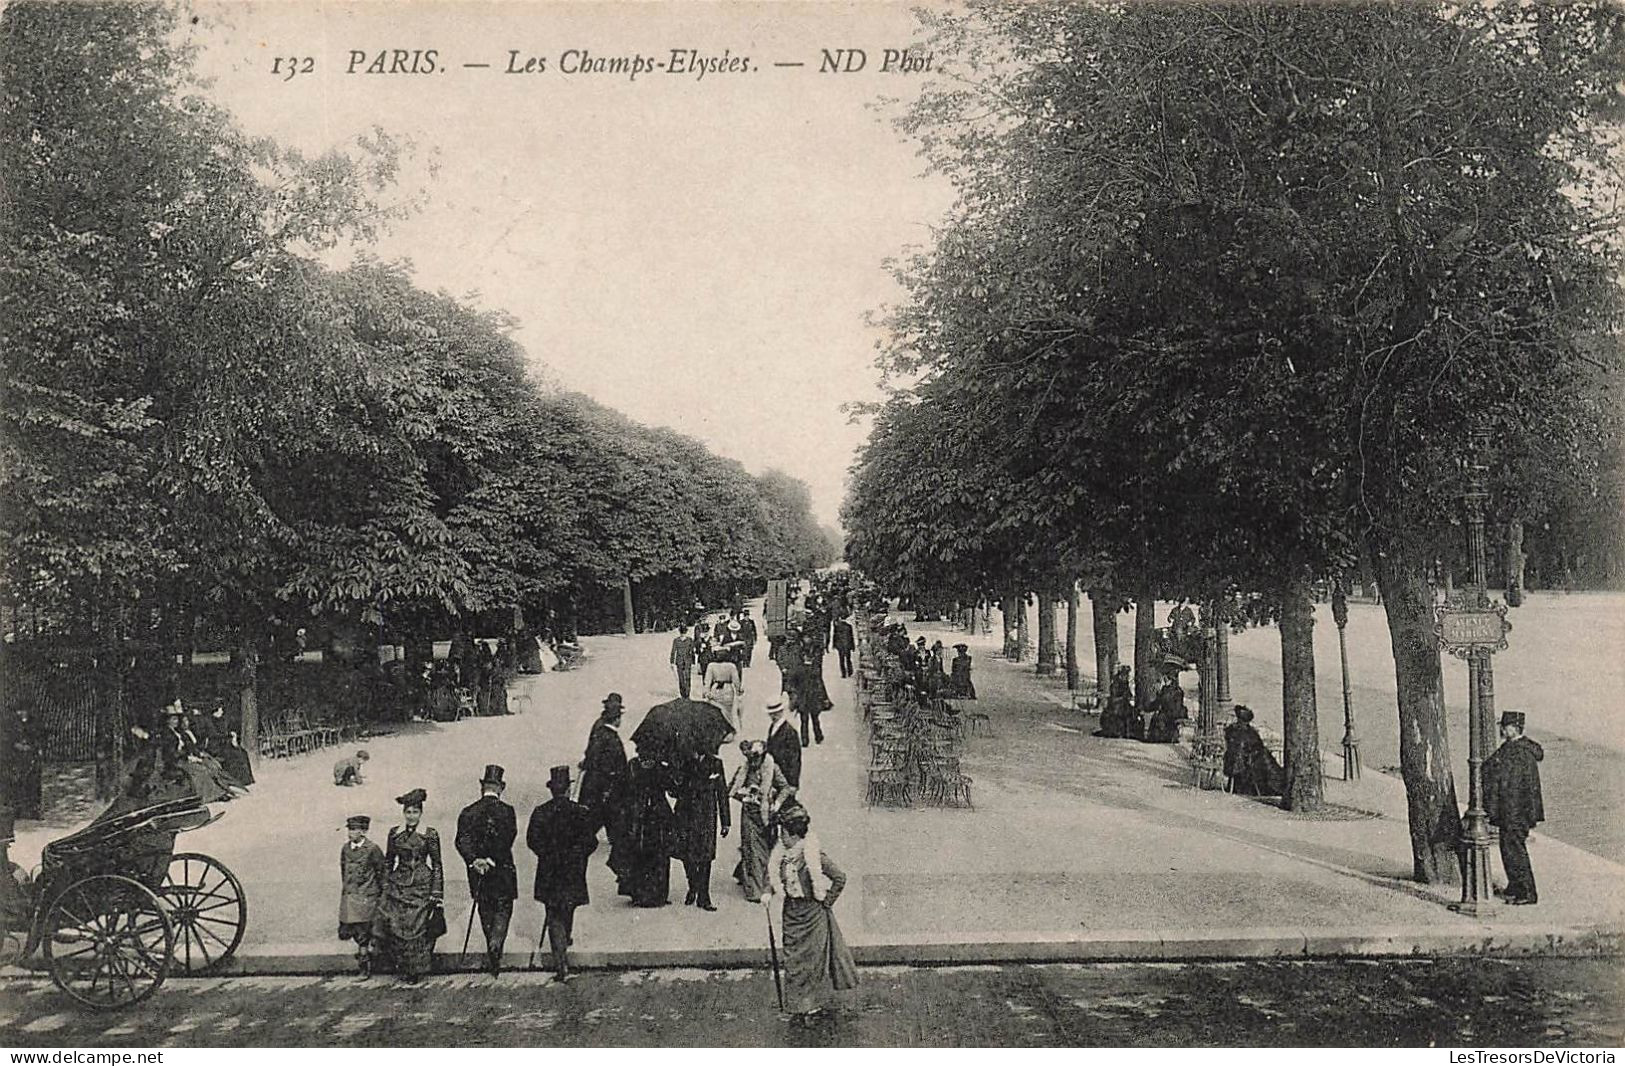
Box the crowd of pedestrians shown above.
[332,592,861,1026]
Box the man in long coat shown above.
[737,610,758,670]
[675,750,730,909]
[454,765,519,975]
[669,630,695,699]
[1484,710,1545,905]
[832,614,856,679]
[1,705,43,820]
[527,765,598,982]
[579,693,632,894]
[765,698,803,789]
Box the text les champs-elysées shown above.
[333,47,934,82]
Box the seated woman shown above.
[1223,706,1286,796]
[189,705,255,788]
[1096,665,1134,738]
[1144,675,1188,744]
[948,644,977,700]
[157,702,237,803]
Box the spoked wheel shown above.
[160,853,247,975]
[45,874,174,1009]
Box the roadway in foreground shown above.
[2,958,1620,1047]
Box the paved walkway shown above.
[5,959,1620,1047]
[7,605,1621,973]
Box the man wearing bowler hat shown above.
[455,764,519,975]
[1484,710,1545,905]
[580,693,632,894]
[527,765,598,982]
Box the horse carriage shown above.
[0,794,248,1009]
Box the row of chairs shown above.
[856,613,976,809]
[258,709,346,759]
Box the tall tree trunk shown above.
[1014,593,1030,662]
[1064,583,1080,690]
[1133,586,1156,708]
[93,593,127,801]
[1506,516,1526,607]
[1089,588,1118,699]
[1035,589,1057,676]
[622,575,637,636]
[1372,534,1464,885]
[1278,571,1324,812]
[235,622,262,771]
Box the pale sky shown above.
[188,1,957,530]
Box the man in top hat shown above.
[526,765,599,982]
[455,765,519,975]
[1484,711,1545,905]
[580,693,632,893]
[764,697,803,790]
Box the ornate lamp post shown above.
[1332,579,1360,781]
[1439,430,1511,916]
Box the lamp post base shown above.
[1342,735,1361,781]
[1452,812,1498,916]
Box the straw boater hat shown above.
[765,697,786,716]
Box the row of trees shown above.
[844,1,1624,883]
[0,2,833,793]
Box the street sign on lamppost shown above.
[1436,431,1512,916]
[1332,579,1360,781]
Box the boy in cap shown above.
[455,765,519,975]
[338,814,385,976]
[526,765,599,982]
[1484,711,1545,905]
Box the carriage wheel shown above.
[45,874,173,1009]
[160,853,247,975]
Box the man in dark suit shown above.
[832,614,856,678]
[579,693,631,894]
[736,609,758,670]
[454,764,518,975]
[1484,710,1545,905]
[527,765,598,982]
[764,697,802,789]
[669,630,695,699]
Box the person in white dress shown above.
[703,656,742,734]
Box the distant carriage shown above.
[0,794,248,1009]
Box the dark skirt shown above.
[781,897,859,1013]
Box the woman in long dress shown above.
[625,751,679,907]
[703,656,742,734]
[764,804,858,1027]
[728,740,791,902]
[372,788,444,982]
[1223,706,1285,796]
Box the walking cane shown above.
[764,901,785,1012]
[460,899,478,960]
